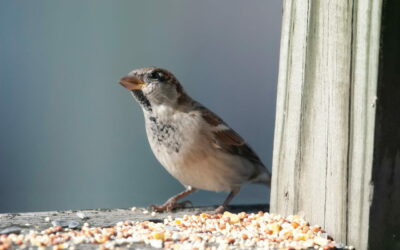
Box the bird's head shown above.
[119,67,186,110]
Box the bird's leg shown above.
[214,188,240,214]
[151,186,197,212]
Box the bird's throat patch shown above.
[131,90,152,112]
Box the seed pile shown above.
[0,211,352,249]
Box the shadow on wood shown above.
[369,0,400,249]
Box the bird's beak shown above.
[119,75,146,90]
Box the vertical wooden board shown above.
[347,0,382,249]
[271,0,310,215]
[295,1,352,243]
[297,0,329,228]
[323,1,352,243]
[271,0,384,247]
[270,0,294,215]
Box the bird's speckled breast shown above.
[146,116,182,154]
[143,110,212,177]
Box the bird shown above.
[119,67,271,213]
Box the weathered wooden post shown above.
[270,0,400,249]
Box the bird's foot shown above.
[150,199,193,212]
[213,205,226,214]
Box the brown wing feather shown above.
[213,130,244,146]
[200,108,222,126]
[200,107,244,145]
[197,104,264,167]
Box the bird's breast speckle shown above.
[147,116,181,154]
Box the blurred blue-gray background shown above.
[0,1,281,213]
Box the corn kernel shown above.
[314,236,328,246]
[270,223,281,234]
[294,234,307,241]
[229,214,240,224]
[291,222,299,228]
[153,232,165,241]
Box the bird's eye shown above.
[148,71,165,81]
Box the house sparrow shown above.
[119,67,271,213]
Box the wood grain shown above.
[271,0,386,249]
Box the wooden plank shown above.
[271,0,353,243]
[271,0,310,218]
[0,205,268,231]
[347,0,382,249]
[271,0,386,248]
[298,2,352,243]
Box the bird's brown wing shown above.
[197,105,265,167]
[201,109,244,146]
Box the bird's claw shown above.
[177,200,193,209]
[150,200,193,212]
[213,205,226,214]
[149,204,169,212]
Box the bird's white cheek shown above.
[142,84,155,96]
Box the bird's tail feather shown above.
[251,168,271,187]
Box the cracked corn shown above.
[0,211,353,249]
